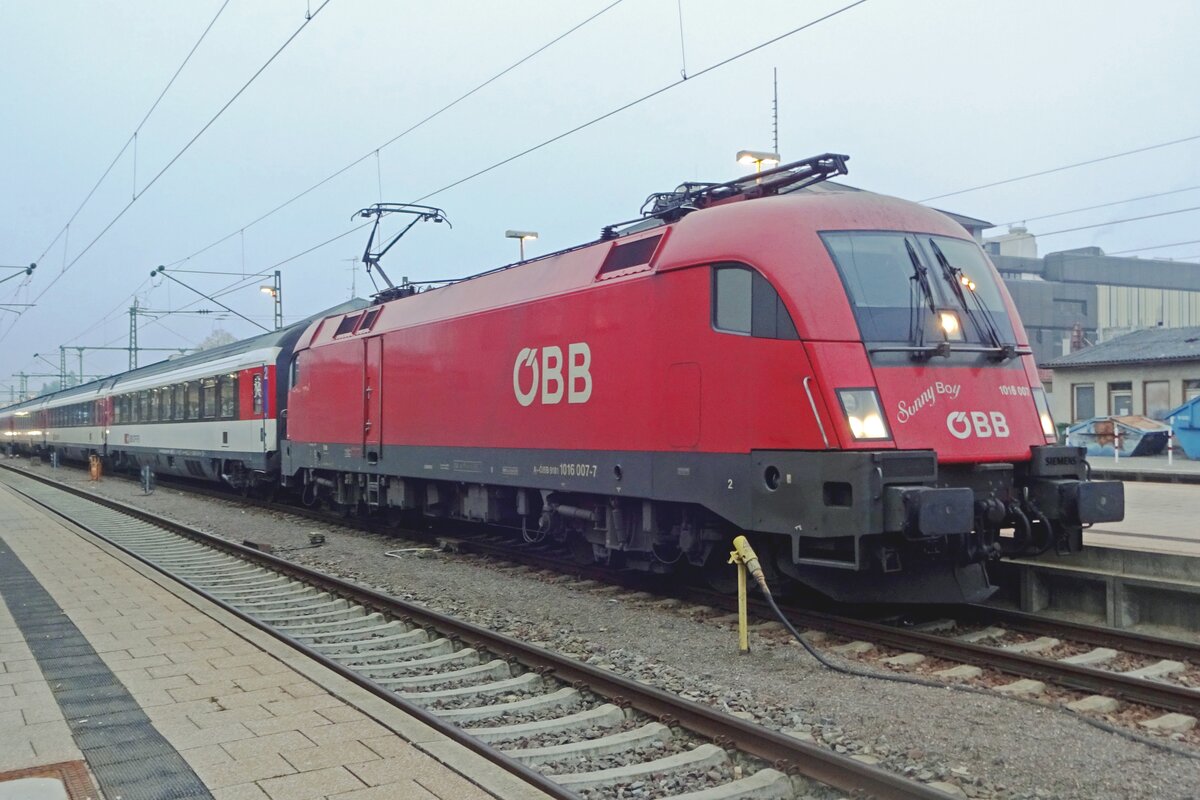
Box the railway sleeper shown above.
[345,644,473,675]
[215,584,323,603]
[335,638,456,665]
[551,742,729,791]
[177,565,271,585]
[237,593,337,612]
[503,721,672,767]
[468,703,627,744]
[400,672,542,705]
[296,620,413,645]
[374,659,512,690]
[672,767,794,800]
[311,627,428,654]
[248,596,353,620]
[444,687,584,725]
[270,608,376,632]
[148,555,240,571]
[200,573,300,592]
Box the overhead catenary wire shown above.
[920,132,1200,203]
[0,0,334,352]
[1034,204,1200,238]
[34,0,232,267]
[164,0,628,270]
[84,0,869,363]
[39,0,631,370]
[989,184,1200,229]
[410,0,870,205]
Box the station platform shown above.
[1084,480,1200,557]
[1089,453,1200,483]
[0,483,548,800]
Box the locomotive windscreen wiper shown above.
[904,239,945,358]
[927,238,1013,360]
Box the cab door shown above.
[363,337,383,460]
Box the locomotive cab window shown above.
[712,264,798,340]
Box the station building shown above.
[982,226,1200,423]
[1044,326,1200,424]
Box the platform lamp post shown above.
[505,230,538,262]
[736,150,781,174]
[259,270,283,330]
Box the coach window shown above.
[158,388,169,421]
[172,385,184,420]
[219,375,236,419]
[712,264,799,340]
[187,382,201,420]
[201,378,218,419]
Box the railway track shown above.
[0,464,955,800]
[9,458,1200,745]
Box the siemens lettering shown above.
[513,343,593,406]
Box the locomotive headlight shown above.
[837,389,891,441]
[1032,387,1057,442]
[938,309,964,341]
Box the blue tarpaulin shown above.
[1065,415,1170,457]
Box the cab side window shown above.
[712,264,798,340]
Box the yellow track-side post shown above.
[89,454,102,481]
[727,541,750,653]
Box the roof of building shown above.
[1048,326,1200,369]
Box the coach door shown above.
[363,337,383,461]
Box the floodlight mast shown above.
[355,203,451,301]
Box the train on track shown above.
[1,154,1124,603]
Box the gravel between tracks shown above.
[19,462,1200,800]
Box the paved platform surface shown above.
[1090,453,1200,483]
[0,483,548,800]
[1085,480,1200,557]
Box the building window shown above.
[1108,381,1133,416]
[1186,379,1200,402]
[1073,384,1095,421]
[1144,381,1170,420]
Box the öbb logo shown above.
[946,411,1010,440]
[513,343,593,406]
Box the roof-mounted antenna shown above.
[355,203,451,301]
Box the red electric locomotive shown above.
[152,154,1129,604]
[281,154,1123,603]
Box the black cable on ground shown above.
[759,587,1200,760]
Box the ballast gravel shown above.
[19,461,1200,800]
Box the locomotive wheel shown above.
[569,535,595,565]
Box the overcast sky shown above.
[3,0,1199,391]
